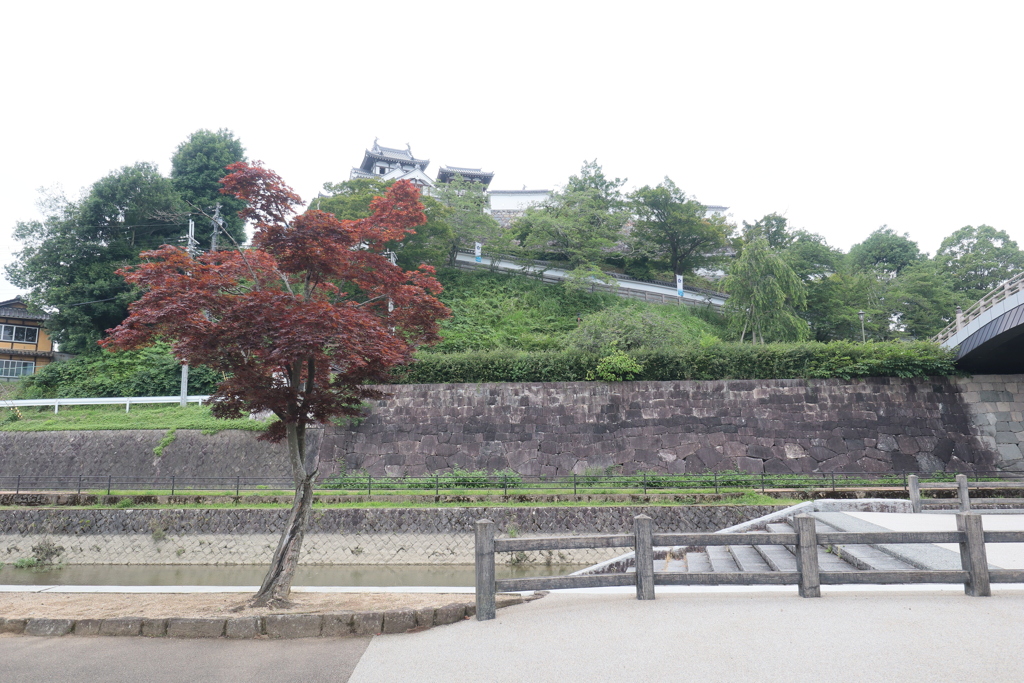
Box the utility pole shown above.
[181,219,198,407]
[210,203,223,252]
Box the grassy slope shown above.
[430,267,725,353]
[0,404,267,433]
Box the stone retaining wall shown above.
[0,505,778,566]
[326,377,1006,477]
[3,376,1022,480]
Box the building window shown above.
[0,360,35,377]
[1,325,38,343]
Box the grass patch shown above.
[0,403,271,433]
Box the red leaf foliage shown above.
[101,163,450,442]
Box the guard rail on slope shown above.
[1,395,209,413]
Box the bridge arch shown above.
[934,272,1024,373]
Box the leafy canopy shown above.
[629,178,731,275]
[170,128,248,247]
[102,165,450,443]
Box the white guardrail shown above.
[1,396,210,413]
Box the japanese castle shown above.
[350,140,550,226]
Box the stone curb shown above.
[0,594,529,639]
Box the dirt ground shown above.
[0,592,490,619]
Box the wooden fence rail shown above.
[907,473,1024,513]
[474,513,1024,620]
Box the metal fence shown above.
[2,395,209,413]
[1,470,1021,496]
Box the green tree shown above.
[629,178,731,276]
[430,175,503,266]
[515,160,628,271]
[848,226,922,279]
[170,129,247,248]
[6,163,185,353]
[741,213,794,250]
[935,225,1024,299]
[316,178,453,269]
[723,238,808,343]
[803,261,888,341]
[884,259,959,339]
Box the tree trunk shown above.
[250,422,318,608]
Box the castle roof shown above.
[436,165,495,188]
[356,140,430,174]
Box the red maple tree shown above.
[102,163,449,606]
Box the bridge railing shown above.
[933,270,1024,345]
[474,513,1024,620]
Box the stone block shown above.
[414,607,435,629]
[434,603,466,625]
[0,618,26,634]
[323,612,355,637]
[142,619,167,637]
[166,618,226,638]
[352,611,383,636]
[997,444,1024,462]
[74,619,102,636]
[265,614,323,639]
[382,609,417,634]
[99,618,142,637]
[225,617,261,639]
[24,619,74,637]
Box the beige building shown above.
[0,297,54,379]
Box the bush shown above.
[16,343,222,398]
[394,341,956,384]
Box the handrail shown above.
[474,512,1017,619]
[3,395,209,413]
[453,248,728,299]
[932,270,1024,345]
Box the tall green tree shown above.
[935,225,1024,299]
[515,160,628,270]
[316,178,453,270]
[6,163,186,353]
[430,175,503,266]
[629,178,731,276]
[848,226,922,279]
[741,213,794,250]
[723,238,808,343]
[170,128,247,248]
[884,259,959,339]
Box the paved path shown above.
[0,635,372,683]
[350,588,1024,683]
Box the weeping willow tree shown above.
[723,238,808,343]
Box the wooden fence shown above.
[474,513,1024,620]
[908,473,1024,513]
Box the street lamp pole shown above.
[858,310,866,343]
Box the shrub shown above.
[393,341,956,384]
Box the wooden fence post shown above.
[908,474,921,513]
[956,474,971,512]
[634,514,655,600]
[476,519,497,620]
[794,514,821,598]
[957,513,990,597]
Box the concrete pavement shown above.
[0,635,372,683]
[350,588,1024,683]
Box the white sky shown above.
[2,0,1022,302]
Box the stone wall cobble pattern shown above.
[327,378,1000,477]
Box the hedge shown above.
[390,341,958,384]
